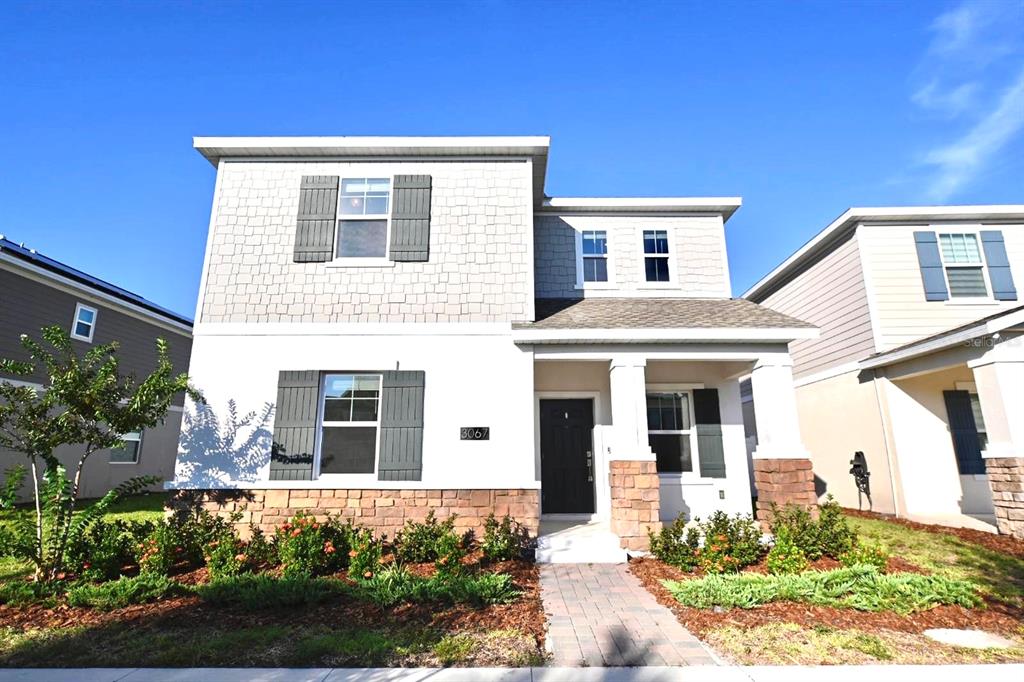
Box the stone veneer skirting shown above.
[169,488,540,540]
[609,461,662,551]
[753,458,817,522]
[986,457,1024,539]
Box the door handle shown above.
[586,451,593,481]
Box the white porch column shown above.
[608,355,654,460]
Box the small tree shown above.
[0,326,202,581]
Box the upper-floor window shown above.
[337,178,390,258]
[110,430,142,464]
[582,230,609,282]
[643,229,671,282]
[317,373,382,475]
[71,303,97,342]
[939,233,989,299]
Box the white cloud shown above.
[911,80,979,115]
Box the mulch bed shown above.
[629,556,1024,639]
[844,508,1024,559]
[0,556,546,650]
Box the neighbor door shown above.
[539,399,595,514]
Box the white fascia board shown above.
[540,197,742,221]
[165,480,543,491]
[859,307,1024,370]
[743,205,1024,301]
[0,254,193,337]
[193,322,514,337]
[512,326,819,345]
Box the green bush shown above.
[137,522,184,575]
[274,512,348,578]
[769,496,855,560]
[357,564,520,607]
[66,573,187,611]
[433,532,468,576]
[840,542,889,572]
[66,519,155,581]
[244,525,277,568]
[648,516,701,571]
[394,511,460,564]
[138,510,237,576]
[203,532,248,580]
[194,573,349,610]
[481,514,530,562]
[663,565,981,614]
[345,525,382,580]
[765,527,808,575]
[0,579,62,607]
[699,511,764,574]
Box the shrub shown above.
[138,509,237,576]
[698,511,764,574]
[648,516,702,572]
[345,525,382,580]
[137,522,184,576]
[663,565,981,614]
[840,542,889,572]
[765,527,808,575]
[815,497,857,558]
[357,564,520,607]
[481,514,530,562]
[66,519,155,581]
[204,533,248,580]
[0,579,62,607]
[274,512,348,578]
[394,511,459,564]
[194,573,349,610]
[66,573,186,610]
[244,525,277,568]
[769,496,855,561]
[434,532,468,576]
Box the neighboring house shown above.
[0,236,193,498]
[172,136,817,558]
[744,206,1024,539]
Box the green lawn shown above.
[846,515,1024,608]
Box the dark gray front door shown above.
[540,399,595,514]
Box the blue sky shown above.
[1,0,1022,318]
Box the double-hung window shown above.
[939,233,989,299]
[110,431,142,464]
[642,230,671,282]
[646,391,696,473]
[318,374,381,475]
[581,230,609,282]
[337,178,390,259]
[970,392,988,452]
[71,303,97,342]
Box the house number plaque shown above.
[460,427,490,441]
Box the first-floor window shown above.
[647,391,695,473]
[970,392,988,451]
[319,374,381,474]
[110,431,142,463]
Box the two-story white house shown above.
[744,207,1024,539]
[171,136,817,559]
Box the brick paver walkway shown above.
[539,563,719,667]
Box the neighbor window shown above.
[647,391,695,473]
[939,233,988,298]
[110,431,142,464]
[643,230,671,282]
[71,303,97,342]
[318,374,381,475]
[581,230,609,282]
[337,178,390,258]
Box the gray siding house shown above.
[0,236,193,499]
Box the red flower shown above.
[363,570,373,579]
[291,529,301,537]
[348,550,358,558]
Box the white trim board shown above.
[513,327,819,345]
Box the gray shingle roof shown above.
[515,298,815,330]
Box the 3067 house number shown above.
[460,427,490,441]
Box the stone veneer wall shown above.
[609,461,662,551]
[169,488,540,540]
[752,458,817,523]
[986,457,1024,539]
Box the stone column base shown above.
[753,458,817,523]
[985,457,1024,539]
[609,460,662,551]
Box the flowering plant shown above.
[274,511,348,577]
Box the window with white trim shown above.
[71,303,97,342]
[646,391,697,473]
[318,374,381,474]
[110,431,142,464]
[581,230,609,282]
[969,392,988,451]
[939,233,989,299]
[643,229,671,282]
[337,178,390,258]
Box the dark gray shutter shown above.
[914,231,949,301]
[377,370,425,480]
[943,390,985,475]
[269,371,319,480]
[980,231,1018,301]
[293,176,339,263]
[389,175,431,262]
[694,389,726,479]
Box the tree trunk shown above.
[29,456,42,583]
[50,444,93,579]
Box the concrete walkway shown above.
[538,563,717,666]
[1,665,1023,681]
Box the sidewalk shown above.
[1,666,1022,681]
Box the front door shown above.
[539,399,595,514]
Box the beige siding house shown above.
[745,206,1024,539]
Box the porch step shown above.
[535,521,628,564]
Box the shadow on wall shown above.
[174,400,274,487]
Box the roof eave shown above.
[512,326,819,345]
[539,197,742,221]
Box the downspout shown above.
[870,369,902,518]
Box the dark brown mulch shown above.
[629,556,1024,639]
[844,508,1024,559]
[0,558,546,648]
